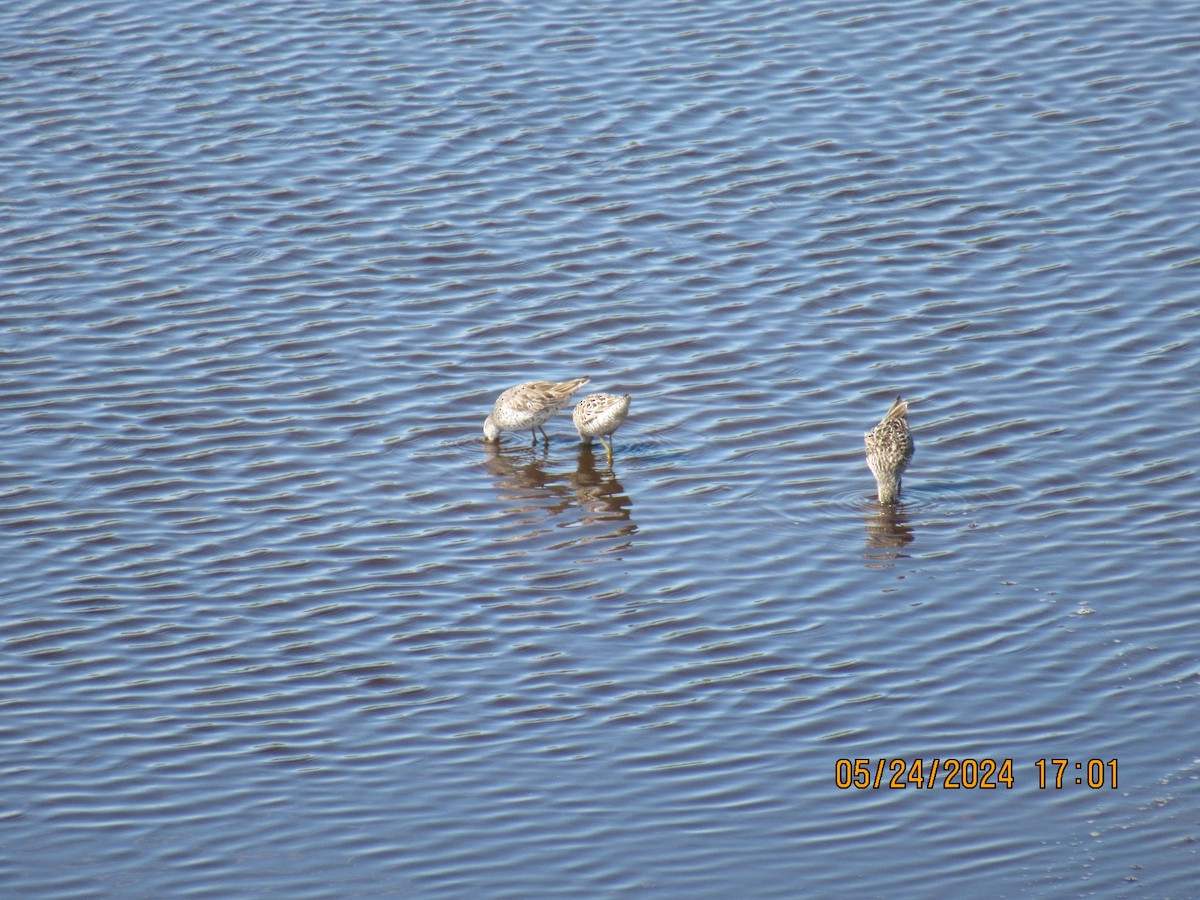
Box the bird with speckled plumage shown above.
[864,395,914,504]
[483,377,590,445]
[573,392,631,462]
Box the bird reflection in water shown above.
[568,443,636,536]
[481,443,573,525]
[863,500,915,562]
[481,443,636,541]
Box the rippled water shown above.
[3,0,1199,896]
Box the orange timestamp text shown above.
[834,758,1118,790]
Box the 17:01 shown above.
[1034,758,1117,789]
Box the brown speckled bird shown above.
[864,395,914,504]
[573,392,632,462]
[483,377,590,445]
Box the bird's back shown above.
[865,396,914,502]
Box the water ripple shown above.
[4,0,1200,896]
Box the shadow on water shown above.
[480,441,636,542]
[567,444,636,531]
[862,500,916,561]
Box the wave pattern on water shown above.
[3,0,1200,896]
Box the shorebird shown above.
[573,392,631,462]
[864,395,914,504]
[483,377,590,445]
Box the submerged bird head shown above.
[482,414,500,441]
[870,468,902,505]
